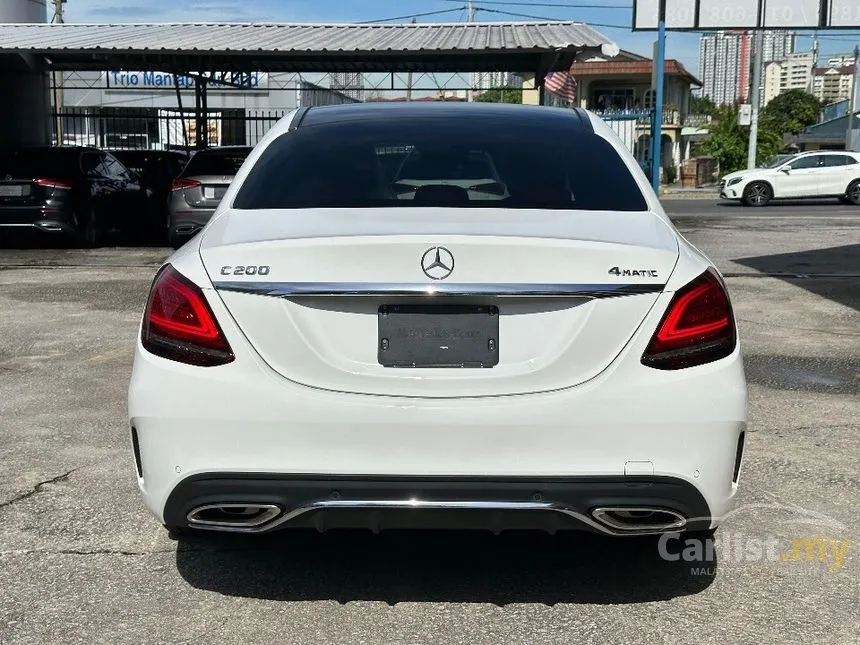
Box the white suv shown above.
[720,151,860,207]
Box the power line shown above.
[443,0,631,8]
[356,7,467,24]
[474,6,630,28]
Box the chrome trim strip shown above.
[591,507,687,531]
[184,499,681,536]
[213,281,665,299]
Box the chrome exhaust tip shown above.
[186,503,282,530]
[591,507,687,532]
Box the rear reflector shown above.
[641,268,736,370]
[171,177,202,191]
[141,264,234,366]
[131,426,143,479]
[33,177,73,190]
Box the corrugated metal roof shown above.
[0,21,617,55]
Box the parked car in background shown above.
[167,146,251,248]
[110,149,189,243]
[720,150,860,206]
[0,146,146,246]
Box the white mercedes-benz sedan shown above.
[128,102,747,537]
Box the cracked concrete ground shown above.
[0,201,858,645]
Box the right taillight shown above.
[33,177,74,191]
[141,264,234,367]
[171,177,202,191]
[641,268,737,370]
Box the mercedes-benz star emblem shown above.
[421,246,455,280]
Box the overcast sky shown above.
[61,0,860,78]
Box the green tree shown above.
[698,105,783,174]
[690,94,716,115]
[476,87,522,104]
[760,89,822,136]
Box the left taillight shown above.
[141,264,234,367]
[641,268,737,370]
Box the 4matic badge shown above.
[608,266,659,278]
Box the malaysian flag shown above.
[544,69,577,102]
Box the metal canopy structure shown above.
[0,21,618,76]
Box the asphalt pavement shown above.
[0,200,858,645]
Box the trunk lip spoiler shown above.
[212,281,666,299]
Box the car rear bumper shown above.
[168,209,214,238]
[129,335,748,533]
[163,473,713,535]
[0,207,77,233]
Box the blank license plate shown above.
[203,186,216,199]
[0,185,25,197]
[378,304,499,368]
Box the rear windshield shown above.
[233,116,648,211]
[181,149,250,177]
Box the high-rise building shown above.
[699,31,750,105]
[763,61,783,105]
[698,30,795,105]
[472,72,524,91]
[780,51,816,92]
[329,72,365,101]
[761,30,795,67]
[762,51,816,106]
[812,66,856,103]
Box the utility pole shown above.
[406,17,416,102]
[811,33,819,93]
[52,0,65,145]
[467,0,475,102]
[846,44,860,151]
[650,0,666,192]
[747,30,763,170]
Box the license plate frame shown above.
[378,304,499,368]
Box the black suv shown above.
[0,146,146,247]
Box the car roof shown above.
[298,102,594,132]
[109,148,186,155]
[797,150,857,155]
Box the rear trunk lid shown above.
[200,208,678,397]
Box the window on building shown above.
[643,89,656,109]
[591,89,635,111]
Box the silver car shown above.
[167,146,251,248]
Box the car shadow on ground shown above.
[715,199,846,208]
[733,244,860,312]
[0,230,167,250]
[174,529,716,605]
